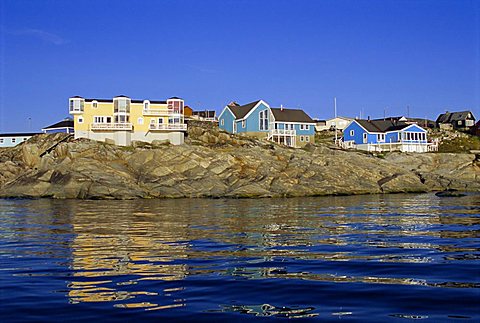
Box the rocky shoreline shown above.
[0,124,478,199]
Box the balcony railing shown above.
[69,108,84,114]
[91,123,133,131]
[269,129,296,136]
[149,123,187,131]
[143,109,183,116]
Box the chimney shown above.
[367,116,370,122]
[280,104,284,111]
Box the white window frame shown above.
[220,119,224,126]
[300,124,304,130]
[259,110,269,131]
[300,136,304,142]
[242,120,246,128]
[138,117,144,125]
[377,133,385,142]
[0,139,3,144]
[11,138,16,143]
[350,130,354,136]
[305,136,310,142]
[78,117,84,123]
[92,100,98,109]
[305,125,309,130]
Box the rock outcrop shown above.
[0,128,478,199]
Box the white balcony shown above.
[69,108,84,115]
[143,109,183,116]
[269,129,296,136]
[149,123,187,131]
[91,123,133,131]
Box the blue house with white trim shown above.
[218,100,316,148]
[0,133,41,148]
[342,118,436,152]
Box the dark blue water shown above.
[0,194,479,322]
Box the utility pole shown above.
[334,97,337,143]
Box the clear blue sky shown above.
[0,0,479,132]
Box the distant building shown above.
[342,118,436,153]
[0,133,41,148]
[436,111,476,131]
[314,119,327,132]
[184,106,193,117]
[471,120,480,137]
[69,95,187,146]
[192,110,217,122]
[42,118,74,134]
[316,116,353,132]
[218,100,315,148]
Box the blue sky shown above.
[0,0,479,132]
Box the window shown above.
[23,138,27,141]
[78,117,84,123]
[114,98,131,113]
[300,124,304,130]
[350,130,354,136]
[377,133,385,142]
[92,101,98,109]
[11,138,16,143]
[305,136,310,142]
[0,139,3,144]
[69,98,84,112]
[259,110,269,131]
[305,125,309,130]
[144,101,149,110]
[458,120,462,125]
[94,116,106,123]
[138,117,144,125]
[221,119,224,126]
[242,120,246,128]
[300,136,304,142]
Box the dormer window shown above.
[114,97,131,114]
[92,101,98,109]
[144,101,150,110]
[69,98,85,113]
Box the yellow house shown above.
[69,95,187,146]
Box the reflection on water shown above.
[0,193,479,321]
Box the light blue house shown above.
[342,118,436,152]
[218,100,316,148]
[0,133,41,148]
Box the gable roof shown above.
[436,111,475,123]
[0,133,41,138]
[228,100,262,119]
[355,119,411,132]
[271,108,315,123]
[43,119,74,130]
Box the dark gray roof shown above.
[83,98,167,104]
[436,111,475,123]
[356,119,411,132]
[0,133,41,138]
[270,108,315,123]
[43,119,74,129]
[228,100,261,119]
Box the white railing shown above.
[69,108,83,114]
[143,109,182,116]
[269,129,296,136]
[91,123,133,130]
[149,123,187,131]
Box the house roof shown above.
[228,100,262,119]
[436,111,475,123]
[43,119,74,130]
[83,98,168,104]
[270,108,315,123]
[0,133,41,138]
[355,119,411,132]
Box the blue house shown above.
[342,118,436,152]
[0,133,41,148]
[42,118,74,134]
[218,100,316,148]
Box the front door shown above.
[363,133,368,144]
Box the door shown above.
[363,133,368,144]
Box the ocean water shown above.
[0,194,479,322]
